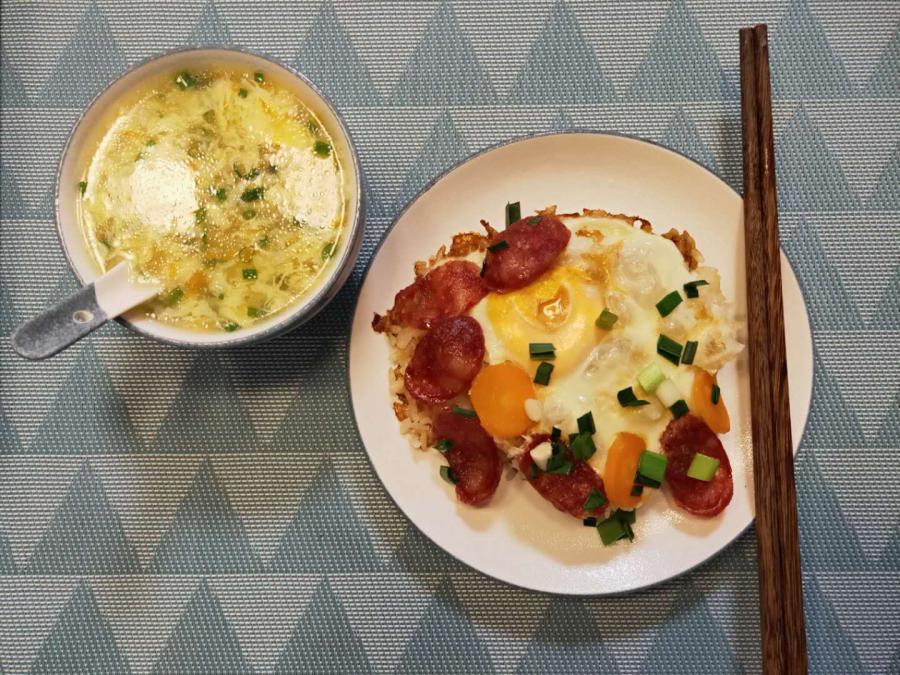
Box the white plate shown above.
[349,133,813,595]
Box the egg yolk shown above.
[486,266,603,377]
[470,362,536,438]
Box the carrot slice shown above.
[602,432,646,508]
[691,369,730,434]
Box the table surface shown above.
[1,1,898,673]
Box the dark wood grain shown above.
[740,24,808,674]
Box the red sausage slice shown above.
[518,435,609,519]
[404,316,485,405]
[389,260,487,329]
[433,409,503,506]
[661,414,733,517]
[482,214,571,292]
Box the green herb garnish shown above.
[175,71,197,89]
[215,187,227,202]
[242,208,257,220]
[434,439,454,454]
[505,201,521,225]
[570,432,596,461]
[313,140,331,158]
[583,489,607,512]
[452,406,477,418]
[683,279,709,299]
[161,287,184,306]
[487,240,509,253]
[240,186,264,202]
[711,383,721,405]
[322,243,335,260]
[534,361,554,386]
[657,334,684,365]
[595,309,618,330]
[527,215,542,225]
[253,71,265,83]
[669,399,689,419]
[238,88,248,98]
[78,181,87,195]
[222,321,240,332]
[545,453,572,475]
[202,109,215,124]
[242,268,258,280]
[655,290,683,317]
[617,386,650,408]
[681,340,698,365]
[529,343,555,360]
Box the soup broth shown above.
[77,65,346,332]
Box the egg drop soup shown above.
[77,66,346,332]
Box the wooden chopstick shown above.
[739,24,808,674]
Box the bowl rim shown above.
[54,45,365,348]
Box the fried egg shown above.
[468,212,741,485]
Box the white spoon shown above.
[11,262,161,360]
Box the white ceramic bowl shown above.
[56,48,364,347]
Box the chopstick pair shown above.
[739,24,808,675]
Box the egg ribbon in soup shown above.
[77,66,346,332]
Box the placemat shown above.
[1,1,898,672]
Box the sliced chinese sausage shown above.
[432,408,502,506]
[661,414,733,517]
[389,260,487,329]
[518,435,609,519]
[404,315,485,405]
[481,214,571,292]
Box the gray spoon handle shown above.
[11,283,109,360]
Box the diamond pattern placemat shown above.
[1,1,899,673]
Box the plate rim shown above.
[346,129,814,596]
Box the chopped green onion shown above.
[570,432,596,461]
[247,307,264,318]
[238,88,248,98]
[527,215,542,225]
[550,427,561,442]
[195,207,207,225]
[257,236,269,249]
[440,466,458,484]
[234,163,260,180]
[479,261,487,277]
[314,141,331,157]
[529,342,555,360]
[634,472,661,489]
[202,109,215,124]
[615,508,636,525]
[241,186,264,202]
[683,279,709,298]
[529,462,538,480]
[78,181,87,195]
[215,187,227,202]
[545,454,572,475]
[617,386,650,408]
[687,452,720,481]
[161,287,184,306]
[242,268,258,280]
[682,340,698,365]
[534,361,554,386]
[638,450,667,484]
[452,406,477,418]
[638,362,665,393]
[577,411,596,435]
[655,290,683,317]
[657,334,684,365]
[253,71,265,83]
[242,208,257,220]
[583,517,598,527]
[322,243,335,259]
[595,309,618,330]
[583,489,607,512]
[434,439,454,454]
[596,515,628,546]
[222,321,240,332]
[711,383,721,405]
[175,71,197,89]
[669,399,689,419]
[487,240,509,253]
[505,201,521,225]
[630,484,644,497]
